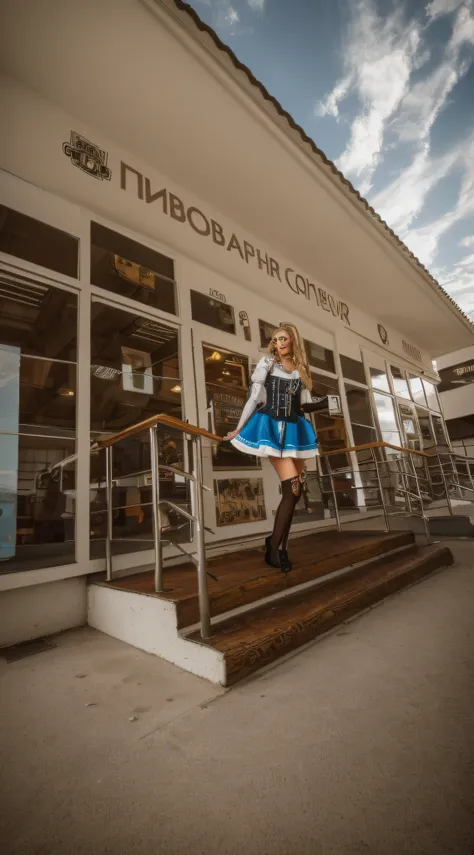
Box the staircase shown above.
[89,530,453,686]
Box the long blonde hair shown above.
[268,322,312,391]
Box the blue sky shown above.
[189,0,474,320]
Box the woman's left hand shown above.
[222,429,239,442]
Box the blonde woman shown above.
[223,323,319,573]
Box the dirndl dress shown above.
[231,357,318,460]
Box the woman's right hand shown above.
[222,429,239,442]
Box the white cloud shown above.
[316,1,422,194]
[460,235,474,247]
[425,0,465,21]
[247,0,265,11]
[316,74,353,118]
[433,254,474,315]
[317,0,474,203]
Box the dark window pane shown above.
[0,431,76,573]
[0,273,77,359]
[191,291,235,333]
[259,319,275,348]
[90,222,176,315]
[340,355,366,384]
[0,206,78,278]
[304,339,335,373]
[20,358,76,431]
[345,384,375,428]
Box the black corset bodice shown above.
[259,373,304,422]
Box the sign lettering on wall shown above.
[119,162,351,326]
[438,360,474,392]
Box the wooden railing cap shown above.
[96,413,221,448]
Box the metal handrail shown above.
[94,414,221,639]
[318,441,435,542]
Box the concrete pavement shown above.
[1,542,473,855]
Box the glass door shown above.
[191,293,269,540]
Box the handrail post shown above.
[407,453,431,544]
[436,453,454,516]
[150,426,164,593]
[326,460,342,533]
[193,435,211,638]
[372,448,390,532]
[105,446,113,582]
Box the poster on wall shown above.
[214,478,266,527]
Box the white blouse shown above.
[234,357,313,433]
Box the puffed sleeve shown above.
[300,387,313,406]
[233,357,272,433]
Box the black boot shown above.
[265,536,292,573]
[264,535,280,569]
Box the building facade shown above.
[437,346,474,456]
[1,0,474,646]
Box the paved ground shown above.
[1,543,473,855]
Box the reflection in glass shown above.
[312,372,349,470]
[202,344,257,469]
[191,291,235,333]
[373,392,401,452]
[91,222,176,315]
[0,278,77,573]
[432,415,449,448]
[409,374,427,406]
[422,380,440,412]
[90,303,186,558]
[369,366,390,393]
[258,319,276,348]
[345,384,374,428]
[390,365,410,399]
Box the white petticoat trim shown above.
[231,437,319,459]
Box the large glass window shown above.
[0,273,77,573]
[91,222,176,315]
[89,302,185,559]
[0,206,79,279]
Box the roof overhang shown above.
[1,0,473,356]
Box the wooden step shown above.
[103,531,415,628]
[188,544,453,686]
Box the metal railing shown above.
[318,440,474,542]
[93,414,221,639]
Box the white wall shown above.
[0,577,87,647]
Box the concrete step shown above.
[189,544,454,686]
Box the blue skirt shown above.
[231,411,318,459]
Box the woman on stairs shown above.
[222,323,320,574]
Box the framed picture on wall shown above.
[214,478,266,526]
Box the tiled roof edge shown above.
[172,0,473,327]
